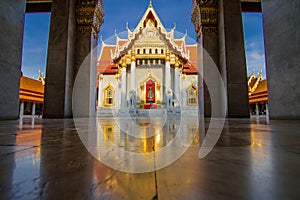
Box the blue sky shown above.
[242,12,266,78]
[21,0,266,79]
[100,0,196,41]
[22,13,50,79]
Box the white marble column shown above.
[32,103,36,116]
[165,51,171,107]
[97,75,103,107]
[115,74,121,108]
[130,52,136,92]
[121,65,127,108]
[165,62,171,91]
[179,70,182,106]
[174,66,180,105]
[266,103,269,116]
[19,102,24,116]
[256,103,259,116]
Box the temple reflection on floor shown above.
[97,116,199,154]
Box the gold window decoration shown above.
[187,83,198,106]
[104,85,114,106]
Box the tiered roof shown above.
[97,1,198,75]
[19,75,44,103]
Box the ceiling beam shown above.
[26,0,52,13]
[241,0,262,12]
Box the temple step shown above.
[97,107,117,117]
[136,109,166,117]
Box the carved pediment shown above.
[136,27,166,45]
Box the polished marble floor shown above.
[0,116,300,199]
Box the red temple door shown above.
[146,79,155,104]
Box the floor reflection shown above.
[73,116,200,172]
[1,117,300,199]
[98,116,200,154]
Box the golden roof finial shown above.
[149,0,152,7]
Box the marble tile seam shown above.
[0,145,38,157]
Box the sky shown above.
[22,13,50,79]
[242,12,266,78]
[21,0,266,79]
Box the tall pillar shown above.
[121,61,127,108]
[19,102,24,116]
[44,0,103,118]
[0,0,25,119]
[43,0,76,118]
[130,51,136,92]
[32,103,36,116]
[262,0,300,119]
[256,103,259,116]
[174,60,180,105]
[98,74,103,107]
[192,0,223,117]
[219,0,249,117]
[192,0,249,118]
[116,75,120,108]
[73,31,98,118]
[73,0,103,118]
[165,50,171,106]
[179,72,183,106]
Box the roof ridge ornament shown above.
[172,22,176,31]
[149,0,152,7]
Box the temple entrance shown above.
[139,70,161,110]
[145,79,156,109]
[146,80,155,104]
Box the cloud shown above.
[242,13,266,78]
[245,40,266,78]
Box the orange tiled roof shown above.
[19,76,44,103]
[183,62,197,74]
[186,45,198,69]
[117,40,127,46]
[98,62,118,74]
[253,79,267,94]
[174,40,184,48]
[98,45,118,74]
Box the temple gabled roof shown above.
[97,1,198,75]
[134,0,167,33]
[112,1,190,62]
[248,73,268,104]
